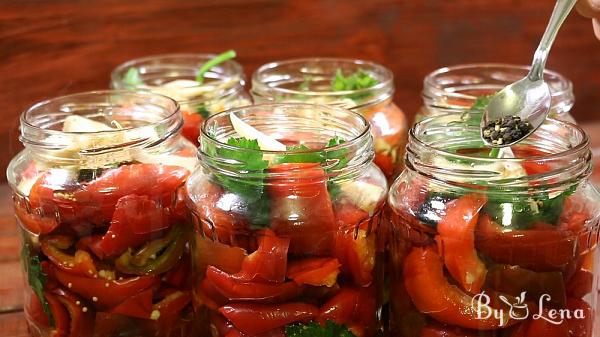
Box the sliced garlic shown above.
[229,113,286,152]
[340,181,385,214]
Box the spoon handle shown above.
[528,0,577,81]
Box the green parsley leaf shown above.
[196,104,210,119]
[21,244,53,326]
[325,136,349,171]
[196,50,236,85]
[331,69,379,100]
[469,95,493,112]
[123,67,143,86]
[286,321,357,337]
[273,144,325,165]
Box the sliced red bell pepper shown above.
[211,311,235,336]
[317,286,377,337]
[52,288,95,337]
[195,234,247,275]
[236,229,289,283]
[41,235,98,277]
[403,246,514,330]
[373,152,394,178]
[436,194,487,294]
[566,269,594,299]
[49,264,159,308]
[182,110,203,146]
[110,288,154,319]
[152,290,191,321]
[510,312,569,337]
[420,322,493,337]
[163,252,191,288]
[476,214,578,271]
[205,266,303,302]
[26,293,50,328]
[14,201,59,235]
[93,194,171,258]
[72,164,189,223]
[44,291,70,337]
[286,258,340,287]
[334,228,376,287]
[225,327,286,337]
[486,264,566,307]
[268,163,337,255]
[566,297,592,337]
[198,277,229,310]
[219,302,319,335]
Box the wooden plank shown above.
[0,312,29,337]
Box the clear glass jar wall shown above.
[387,113,598,336]
[186,104,388,337]
[251,58,408,180]
[111,54,252,145]
[7,91,199,337]
[417,63,575,123]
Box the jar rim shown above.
[20,90,182,150]
[423,63,573,101]
[407,112,591,189]
[110,53,246,104]
[251,57,394,104]
[201,102,370,154]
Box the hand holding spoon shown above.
[481,0,578,148]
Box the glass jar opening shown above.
[111,53,246,105]
[20,90,182,162]
[407,113,591,192]
[251,58,394,109]
[200,103,373,179]
[422,63,574,116]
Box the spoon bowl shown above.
[481,77,551,148]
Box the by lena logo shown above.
[472,291,586,325]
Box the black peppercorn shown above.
[482,116,532,146]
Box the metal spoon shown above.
[481,0,577,148]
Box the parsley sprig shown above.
[196,50,236,84]
[286,321,357,337]
[331,69,379,100]
[123,67,144,86]
[21,245,53,325]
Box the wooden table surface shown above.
[1,122,600,336]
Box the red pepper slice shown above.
[93,194,171,258]
[436,194,487,294]
[236,229,289,283]
[566,297,592,337]
[44,291,70,337]
[72,164,189,223]
[14,200,59,235]
[198,276,229,310]
[566,269,594,298]
[403,246,514,330]
[286,258,340,287]
[152,290,191,321]
[26,293,51,328]
[420,322,493,337]
[476,214,578,271]
[41,235,98,277]
[51,288,95,337]
[268,163,337,255]
[334,228,376,287]
[373,153,394,178]
[225,327,286,337]
[196,234,247,275]
[49,264,159,308]
[182,110,203,146]
[163,252,191,288]
[510,312,569,337]
[205,266,303,302]
[219,302,319,335]
[110,288,154,320]
[317,286,377,337]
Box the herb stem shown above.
[196,50,236,84]
[488,148,500,158]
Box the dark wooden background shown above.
[2,0,600,182]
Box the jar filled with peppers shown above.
[186,104,388,337]
[111,51,252,146]
[8,91,199,337]
[251,58,407,180]
[387,112,599,336]
[417,63,575,124]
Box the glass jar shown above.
[251,58,408,180]
[7,91,199,337]
[387,112,599,336]
[111,53,252,145]
[186,104,388,337]
[417,63,575,123]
